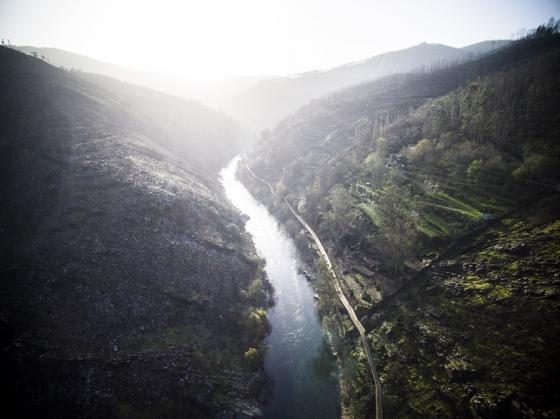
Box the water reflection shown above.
[220,157,339,418]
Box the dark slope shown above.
[74,71,245,175]
[0,47,269,417]
[11,47,245,175]
[365,199,560,417]
[241,32,560,417]
[225,40,510,131]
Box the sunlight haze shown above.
[1,0,560,416]
[1,0,558,77]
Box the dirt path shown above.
[246,164,383,419]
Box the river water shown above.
[220,157,339,418]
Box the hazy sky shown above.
[1,0,558,77]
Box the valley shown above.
[221,157,339,418]
[1,8,559,418]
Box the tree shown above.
[404,138,434,164]
[371,184,417,274]
[466,159,483,183]
[304,175,326,224]
[363,137,389,184]
[322,185,355,241]
[243,347,261,369]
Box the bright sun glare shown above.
[1,0,559,76]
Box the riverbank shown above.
[238,153,560,417]
[221,157,340,418]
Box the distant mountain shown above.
[225,40,510,131]
[15,46,262,108]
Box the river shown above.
[220,157,339,418]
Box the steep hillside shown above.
[16,46,262,109]
[226,40,510,131]
[241,30,560,417]
[74,72,245,175]
[16,45,132,79]
[365,199,560,417]
[0,46,269,417]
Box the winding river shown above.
[220,157,339,418]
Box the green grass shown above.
[417,210,451,237]
[432,191,483,218]
[419,201,481,219]
[417,223,440,238]
[357,202,380,226]
[357,179,490,239]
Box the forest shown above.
[240,27,560,417]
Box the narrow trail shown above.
[245,164,383,419]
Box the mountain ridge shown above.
[225,39,511,131]
[239,31,560,417]
[15,45,263,109]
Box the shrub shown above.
[247,277,266,304]
[243,347,261,369]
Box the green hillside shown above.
[241,27,560,417]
